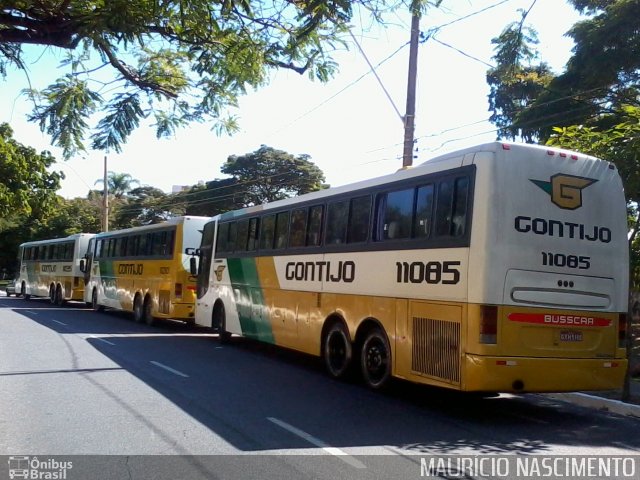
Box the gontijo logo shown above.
[530,174,597,210]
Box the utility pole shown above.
[102,155,109,232]
[402,2,421,168]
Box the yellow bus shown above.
[82,216,209,325]
[194,142,629,392]
[17,233,96,304]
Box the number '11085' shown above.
[541,252,590,269]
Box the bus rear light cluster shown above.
[496,360,517,366]
[603,362,620,368]
[480,305,498,344]
[175,283,183,299]
[547,149,578,160]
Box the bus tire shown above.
[143,296,155,326]
[49,284,56,304]
[323,322,353,379]
[22,282,30,300]
[55,285,64,306]
[133,294,144,323]
[360,327,392,389]
[91,288,103,312]
[213,301,231,343]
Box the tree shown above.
[222,145,326,206]
[487,0,640,143]
[113,186,184,228]
[180,178,242,217]
[0,122,62,226]
[1,1,443,158]
[486,9,554,142]
[95,171,139,199]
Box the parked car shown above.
[3,279,16,297]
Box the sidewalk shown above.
[542,379,640,418]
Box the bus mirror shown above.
[190,257,198,276]
[79,259,86,273]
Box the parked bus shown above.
[194,142,629,393]
[82,216,209,325]
[16,233,95,304]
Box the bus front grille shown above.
[412,317,461,384]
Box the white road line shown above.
[150,361,189,378]
[267,417,366,469]
[51,319,67,326]
[25,310,38,315]
[88,335,116,346]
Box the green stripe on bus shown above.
[227,257,275,344]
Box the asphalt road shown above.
[1,294,640,479]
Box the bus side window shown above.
[435,177,468,237]
[247,218,259,251]
[306,205,323,246]
[325,201,348,245]
[259,215,275,250]
[382,188,414,240]
[216,223,230,254]
[348,195,371,243]
[274,212,290,250]
[236,220,250,252]
[289,208,307,248]
[415,184,434,239]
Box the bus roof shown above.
[218,141,612,222]
[19,233,95,248]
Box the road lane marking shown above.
[267,417,366,469]
[88,335,116,346]
[150,361,189,378]
[51,319,67,326]
[25,310,39,315]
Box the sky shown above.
[0,0,582,199]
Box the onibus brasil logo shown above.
[8,456,73,479]
[530,174,597,210]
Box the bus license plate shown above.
[560,331,583,342]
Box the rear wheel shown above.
[22,282,30,300]
[213,302,231,343]
[49,285,56,304]
[133,294,143,323]
[323,322,353,379]
[91,288,103,312]
[360,327,392,389]
[55,285,64,306]
[143,296,155,326]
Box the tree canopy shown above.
[1,0,441,158]
[0,122,62,223]
[487,0,640,144]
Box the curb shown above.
[542,392,640,418]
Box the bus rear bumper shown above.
[462,354,627,393]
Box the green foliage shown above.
[486,10,554,142]
[95,171,140,199]
[221,145,327,206]
[0,0,437,157]
[488,0,640,143]
[0,122,63,221]
[113,186,185,228]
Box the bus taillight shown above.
[175,283,183,299]
[619,313,627,348]
[480,305,498,344]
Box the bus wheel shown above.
[213,302,231,343]
[133,295,144,323]
[49,285,56,304]
[143,296,155,326]
[22,282,30,300]
[55,285,64,306]
[323,322,353,379]
[91,289,103,312]
[360,327,391,389]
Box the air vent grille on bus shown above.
[412,317,461,384]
